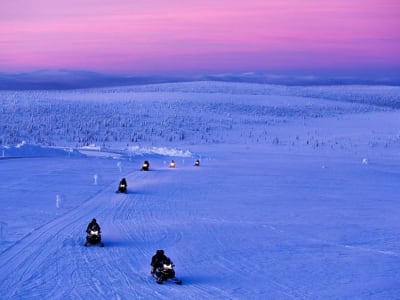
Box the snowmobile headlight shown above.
[163,264,173,269]
[90,230,99,235]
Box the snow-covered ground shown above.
[1,82,400,299]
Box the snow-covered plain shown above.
[1,81,400,299]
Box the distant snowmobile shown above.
[142,160,150,171]
[194,159,200,167]
[117,178,127,193]
[169,160,176,168]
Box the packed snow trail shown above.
[0,157,243,299]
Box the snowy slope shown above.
[1,82,400,299]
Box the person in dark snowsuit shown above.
[150,249,182,284]
[142,160,150,171]
[118,178,127,192]
[86,218,101,234]
[85,218,104,246]
[151,249,169,274]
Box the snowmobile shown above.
[142,160,150,171]
[84,230,104,247]
[194,159,200,167]
[169,160,176,168]
[151,259,182,285]
[117,180,127,193]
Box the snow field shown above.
[1,82,400,299]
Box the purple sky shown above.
[1,0,399,76]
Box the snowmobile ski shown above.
[84,241,104,247]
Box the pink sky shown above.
[0,0,399,75]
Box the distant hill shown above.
[202,72,400,86]
[0,69,399,90]
[0,70,183,90]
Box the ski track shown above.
[0,179,112,298]
[0,164,240,299]
[268,224,400,258]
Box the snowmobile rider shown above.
[120,178,127,186]
[86,218,101,234]
[119,178,127,189]
[151,249,170,274]
[142,160,150,171]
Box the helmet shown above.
[156,249,164,256]
[92,218,96,223]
